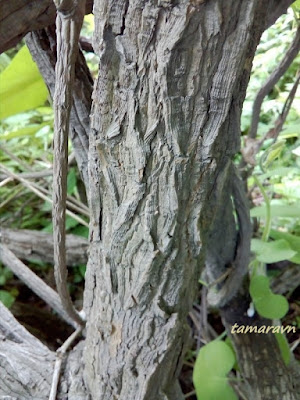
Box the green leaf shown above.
[291,0,300,12]
[255,294,289,319]
[67,168,77,195]
[71,225,89,238]
[0,45,48,119]
[0,266,13,286]
[281,122,300,136]
[249,275,270,300]
[225,337,239,371]
[193,341,237,400]
[250,276,289,319]
[274,332,291,366]
[251,238,297,263]
[66,216,79,230]
[270,230,300,264]
[78,264,86,277]
[1,122,49,140]
[73,273,84,283]
[251,204,300,218]
[0,290,15,308]
[292,146,300,157]
[258,167,298,181]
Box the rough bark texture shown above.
[0,302,55,398]
[0,302,87,399]
[82,1,267,399]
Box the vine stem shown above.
[253,175,271,242]
[252,175,272,276]
[52,0,86,327]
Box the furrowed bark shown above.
[0,301,88,399]
[83,1,268,398]
[0,302,55,398]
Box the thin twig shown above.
[1,164,89,215]
[0,185,24,209]
[0,176,13,187]
[183,390,196,399]
[248,24,300,139]
[0,164,89,227]
[0,143,35,172]
[0,169,53,180]
[200,286,209,345]
[207,267,233,289]
[49,326,83,400]
[0,244,78,329]
[291,337,300,352]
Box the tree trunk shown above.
[1,0,298,399]
[82,1,265,398]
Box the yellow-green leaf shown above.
[0,45,48,119]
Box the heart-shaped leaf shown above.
[254,293,289,319]
[193,340,237,400]
[250,275,289,319]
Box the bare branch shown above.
[241,70,300,169]
[0,227,88,266]
[0,163,89,227]
[248,25,300,140]
[26,27,92,190]
[0,244,79,329]
[49,326,83,400]
[0,0,93,53]
[51,0,86,327]
[265,0,295,30]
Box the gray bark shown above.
[0,302,55,399]
[0,228,88,266]
[82,1,266,399]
